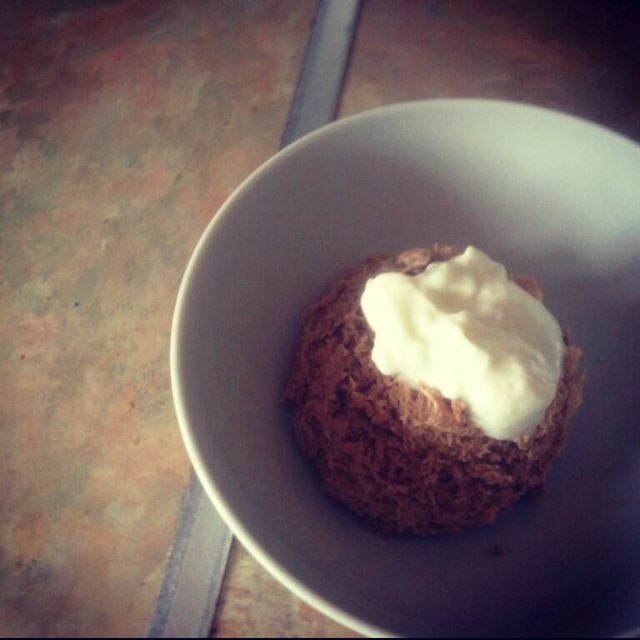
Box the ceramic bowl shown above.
[171,100,640,637]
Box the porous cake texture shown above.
[283,245,583,535]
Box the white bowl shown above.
[171,100,640,637]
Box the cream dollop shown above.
[360,246,565,441]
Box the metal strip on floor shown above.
[146,472,233,638]
[281,0,361,148]
[146,1,360,637]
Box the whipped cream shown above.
[360,246,565,441]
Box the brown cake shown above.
[282,245,584,535]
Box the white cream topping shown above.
[360,246,565,441]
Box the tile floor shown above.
[2,0,640,637]
[0,1,315,636]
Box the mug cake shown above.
[283,244,584,535]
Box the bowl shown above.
[171,99,640,637]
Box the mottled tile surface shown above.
[3,0,640,638]
[340,0,640,142]
[0,1,315,636]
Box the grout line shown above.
[145,1,360,637]
[146,471,232,638]
[281,0,361,147]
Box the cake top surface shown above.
[360,246,565,440]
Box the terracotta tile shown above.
[0,1,315,636]
[3,0,640,637]
[340,0,640,142]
